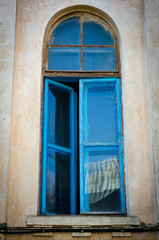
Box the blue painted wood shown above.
[42,78,76,215]
[79,78,116,83]
[79,78,125,214]
[44,212,57,215]
[40,87,45,214]
[41,78,49,214]
[47,143,72,154]
[84,84,88,143]
[84,148,89,212]
[83,146,118,151]
[47,78,75,91]
[116,78,126,213]
[79,80,84,213]
[70,85,75,214]
[83,142,118,147]
[81,211,123,214]
[73,93,77,214]
[42,77,125,215]
[83,87,89,212]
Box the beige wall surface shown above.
[7,0,156,227]
[0,0,17,224]
[4,232,159,240]
[144,0,159,223]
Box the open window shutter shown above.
[41,78,76,214]
[79,78,125,213]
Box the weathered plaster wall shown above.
[4,232,159,240]
[0,0,17,224]
[7,0,156,227]
[144,0,159,223]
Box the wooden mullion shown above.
[48,45,81,48]
[44,70,121,77]
[80,16,83,70]
[83,45,115,48]
[48,45,115,48]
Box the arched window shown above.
[41,12,125,215]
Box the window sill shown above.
[27,216,139,228]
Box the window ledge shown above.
[27,216,139,227]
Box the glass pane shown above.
[48,47,81,70]
[49,17,80,45]
[85,82,117,143]
[83,47,116,71]
[84,148,120,212]
[83,17,114,45]
[47,83,70,148]
[46,149,70,214]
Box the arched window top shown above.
[83,16,114,45]
[46,13,119,72]
[49,17,81,45]
[49,16,114,46]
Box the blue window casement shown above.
[79,78,125,213]
[41,13,125,215]
[42,79,76,214]
[41,77,125,214]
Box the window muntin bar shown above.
[47,14,118,72]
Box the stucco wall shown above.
[4,232,159,240]
[7,0,156,227]
[144,0,159,223]
[0,0,17,224]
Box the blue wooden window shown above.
[41,78,76,214]
[42,14,125,215]
[41,77,125,214]
[79,78,125,213]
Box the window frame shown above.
[41,78,77,215]
[41,11,126,215]
[43,11,121,75]
[79,78,125,214]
